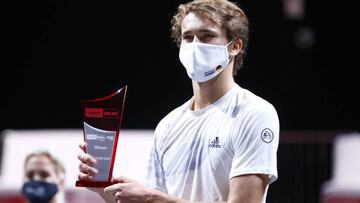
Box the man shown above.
[77,0,279,202]
[22,150,66,203]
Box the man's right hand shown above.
[77,142,109,196]
[77,142,117,202]
[77,142,98,181]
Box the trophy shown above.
[76,85,127,187]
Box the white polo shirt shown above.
[145,84,279,202]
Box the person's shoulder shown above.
[155,100,190,131]
[238,86,278,116]
[233,86,280,136]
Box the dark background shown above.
[1,1,359,203]
[1,0,358,132]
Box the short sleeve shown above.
[143,137,168,193]
[230,103,280,184]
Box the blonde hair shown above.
[24,150,66,180]
[171,0,249,75]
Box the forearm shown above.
[101,175,265,203]
[149,184,263,203]
[149,190,226,203]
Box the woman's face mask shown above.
[22,180,58,203]
[179,41,232,82]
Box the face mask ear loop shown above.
[226,40,234,47]
[225,40,234,65]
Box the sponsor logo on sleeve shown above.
[261,128,274,143]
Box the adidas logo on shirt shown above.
[209,136,221,148]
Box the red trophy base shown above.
[75,180,116,188]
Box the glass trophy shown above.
[76,85,127,187]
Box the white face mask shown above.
[179,41,232,82]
